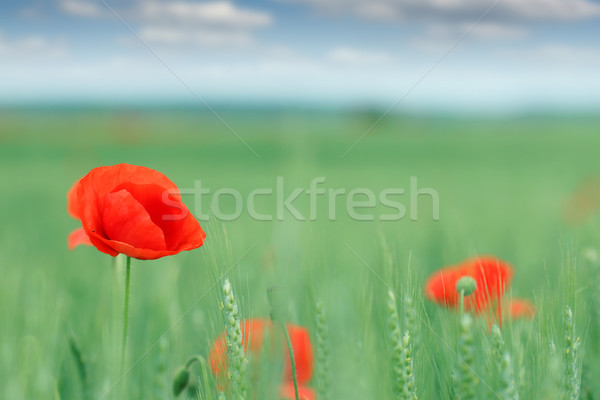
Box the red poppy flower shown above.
[67,163,206,260]
[508,299,535,319]
[208,318,313,386]
[424,256,513,313]
[279,383,315,400]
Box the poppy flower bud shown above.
[172,366,190,396]
[456,276,477,296]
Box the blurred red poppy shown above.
[563,176,600,225]
[67,163,205,260]
[208,318,313,387]
[279,382,315,400]
[509,298,536,319]
[425,256,513,313]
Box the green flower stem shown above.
[279,320,300,400]
[121,256,132,373]
[460,289,465,317]
[266,286,299,400]
[184,355,207,370]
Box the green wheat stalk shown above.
[315,300,332,400]
[454,313,478,400]
[387,289,417,400]
[402,293,417,340]
[222,279,248,400]
[491,324,518,400]
[562,306,582,400]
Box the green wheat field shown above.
[2,109,600,400]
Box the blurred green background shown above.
[1,109,600,399]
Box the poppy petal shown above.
[67,227,92,250]
[76,164,179,241]
[285,324,313,384]
[67,180,81,219]
[108,182,205,250]
[509,299,536,319]
[468,257,513,313]
[102,188,167,251]
[279,383,315,400]
[424,268,461,307]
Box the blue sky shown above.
[1,0,600,110]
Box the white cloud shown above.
[283,0,600,22]
[499,0,600,20]
[140,1,272,28]
[60,0,104,17]
[136,1,271,46]
[500,44,600,65]
[352,3,400,20]
[0,32,67,59]
[459,22,528,39]
[139,27,254,46]
[327,47,392,64]
[536,44,600,60]
[58,1,273,48]
[408,22,528,54]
